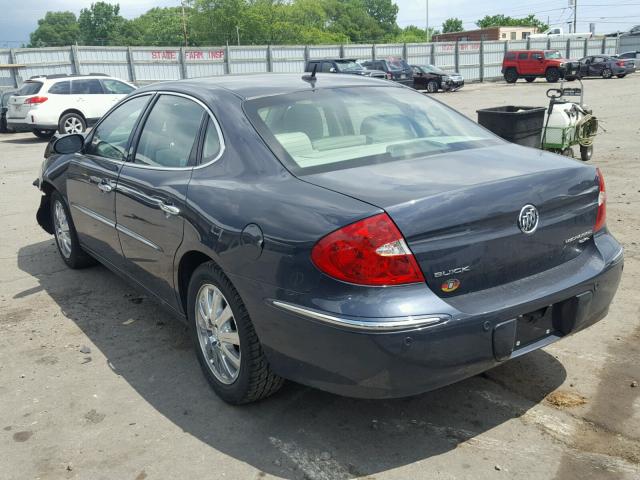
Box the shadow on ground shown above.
[17,240,567,479]
[0,134,49,144]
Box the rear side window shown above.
[48,81,70,95]
[85,95,150,160]
[518,52,529,60]
[71,79,104,94]
[134,95,205,168]
[101,79,135,95]
[505,52,516,60]
[202,118,222,163]
[17,81,43,96]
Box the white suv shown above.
[7,74,136,139]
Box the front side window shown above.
[85,95,150,160]
[101,79,135,95]
[245,86,499,175]
[48,81,70,95]
[71,79,104,94]
[321,62,334,73]
[334,60,363,72]
[134,95,204,168]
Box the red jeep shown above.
[502,50,567,83]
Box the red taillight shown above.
[386,72,392,79]
[24,96,48,105]
[594,167,606,232]
[616,61,624,67]
[311,213,425,286]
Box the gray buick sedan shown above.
[35,74,623,404]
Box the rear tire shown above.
[616,74,626,78]
[58,113,86,135]
[187,261,284,404]
[50,191,96,269]
[580,145,593,161]
[602,68,613,79]
[426,80,439,93]
[504,69,518,83]
[545,68,560,83]
[32,129,55,139]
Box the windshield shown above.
[246,86,500,174]
[335,61,363,72]
[16,81,43,96]
[544,50,562,59]
[422,65,447,75]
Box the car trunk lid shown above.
[301,144,599,297]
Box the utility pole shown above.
[181,1,188,47]
[236,25,240,46]
[425,0,430,42]
[573,0,577,34]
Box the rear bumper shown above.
[7,119,57,132]
[232,232,623,399]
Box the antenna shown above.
[302,63,318,85]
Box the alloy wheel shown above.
[195,284,241,384]
[53,200,72,259]
[64,116,84,134]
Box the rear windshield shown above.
[245,86,500,175]
[16,81,43,96]
[387,58,410,71]
[544,50,562,59]
[335,60,363,72]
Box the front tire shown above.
[602,68,613,79]
[58,113,86,134]
[50,191,96,269]
[580,145,593,161]
[426,80,439,93]
[188,262,283,404]
[504,69,518,83]
[546,68,560,83]
[32,129,55,139]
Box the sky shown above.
[1,0,639,47]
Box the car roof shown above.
[137,73,396,100]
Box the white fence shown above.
[0,37,620,89]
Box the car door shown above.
[115,93,210,309]
[531,52,545,75]
[70,78,107,122]
[589,57,605,76]
[65,94,152,266]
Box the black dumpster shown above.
[477,106,546,148]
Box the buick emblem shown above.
[518,204,539,234]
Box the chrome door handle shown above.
[159,202,180,216]
[98,181,113,193]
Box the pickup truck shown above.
[530,28,592,40]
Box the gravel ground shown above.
[0,75,638,480]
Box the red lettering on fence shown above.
[151,50,177,60]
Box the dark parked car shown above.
[0,89,17,133]
[360,57,414,86]
[569,55,636,79]
[305,59,386,79]
[411,64,464,92]
[35,74,623,404]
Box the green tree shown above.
[476,14,548,32]
[363,0,399,37]
[442,17,463,33]
[29,12,79,47]
[393,25,439,43]
[78,2,129,45]
[129,7,187,46]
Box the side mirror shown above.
[329,67,336,73]
[53,133,84,154]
